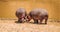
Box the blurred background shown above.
[0,0,60,20]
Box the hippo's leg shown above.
[33,19,38,24]
[18,18,24,23]
[18,18,22,23]
[39,16,44,24]
[44,15,48,24]
[40,19,43,24]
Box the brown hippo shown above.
[15,8,27,23]
[27,8,48,24]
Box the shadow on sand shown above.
[15,21,47,25]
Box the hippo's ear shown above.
[26,15,32,21]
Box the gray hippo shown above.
[27,8,48,24]
[15,8,27,23]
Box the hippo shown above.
[27,8,48,24]
[15,8,27,23]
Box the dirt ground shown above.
[0,19,60,32]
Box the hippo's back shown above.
[16,8,26,14]
[31,8,48,16]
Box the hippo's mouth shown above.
[18,15,25,18]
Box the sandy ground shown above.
[0,19,60,32]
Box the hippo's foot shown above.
[34,20,38,24]
[45,23,47,24]
[18,20,22,23]
[40,23,43,24]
